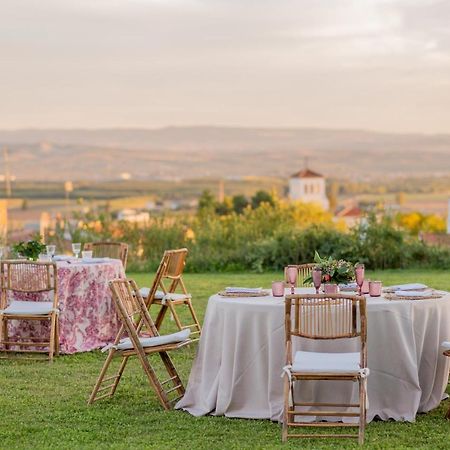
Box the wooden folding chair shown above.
[282,294,368,445]
[140,248,201,340]
[0,260,59,361]
[443,341,450,420]
[284,263,315,287]
[83,242,128,270]
[88,278,190,410]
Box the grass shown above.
[0,269,449,449]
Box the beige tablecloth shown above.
[176,288,450,422]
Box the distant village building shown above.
[335,204,363,228]
[289,168,329,210]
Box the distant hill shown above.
[0,126,449,181]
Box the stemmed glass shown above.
[46,245,56,258]
[72,243,81,258]
[355,264,365,295]
[0,247,4,260]
[312,268,322,294]
[286,266,298,295]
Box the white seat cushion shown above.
[442,341,450,352]
[291,351,362,374]
[1,301,55,316]
[139,287,164,300]
[115,328,190,351]
[163,292,191,301]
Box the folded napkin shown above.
[339,282,358,289]
[394,290,433,298]
[387,283,428,291]
[81,257,110,263]
[225,287,264,294]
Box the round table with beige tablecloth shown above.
[176,288,450,422]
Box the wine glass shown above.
[355,263,365,295]
[286,266,298,294]
[312,268,322,294]
[72,243,81,258]
[46,244,56,258]
[0,247,4,260]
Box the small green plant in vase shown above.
[12,238,46,261]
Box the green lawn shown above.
[0,269,449,449]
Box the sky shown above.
[1,0,450,133]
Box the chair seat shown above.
[114,328,190,351]
[162,292,191,302]
[291,351,363,374]
[442,341,450,352]
[1,301,55,316]
[139,288,164,300]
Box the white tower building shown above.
[289,168,329,211]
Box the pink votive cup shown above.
[369,281,382,297]
[361,279,370,294]
[272,281,285,297]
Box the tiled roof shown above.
[290,169,323,178]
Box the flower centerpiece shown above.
[12,238,46,261]
[304,252,355,293]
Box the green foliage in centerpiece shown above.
[305,251,355,285]
[12,238,46,261]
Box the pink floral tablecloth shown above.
[5,259,125,354]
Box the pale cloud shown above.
[0,0,449,132]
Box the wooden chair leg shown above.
[446,404,450,420]
[159,351,185,399]
[48,314,57,362]
[54,317,60,356]
[88,349,124,404]
[185,299,202,335]
[154,304,169,330]
[167,302,183,331]
[282,375,289,442]
[1,317,9,351]
[359,378,366,445]
[138,352,171,410]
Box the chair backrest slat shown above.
[284,263,315,287]
[0,260,58,308]
[285,293,367,367]
[84,242,128,269]
[109,278,159,340]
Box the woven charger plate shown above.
[384,291,444,301]
[218,290,270,298]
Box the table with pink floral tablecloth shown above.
[5,258,125,354]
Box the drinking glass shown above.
[355,264,365,295]
[312,268,322,294]
[72,243,81,258]
[0,247,4,260]
[286,266,298,294]
[46,244,56,258]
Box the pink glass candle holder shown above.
[324,283,339,294]
[361,279,370,294]
[369,281,382,297]
[272,281,285,297]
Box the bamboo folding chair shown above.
[284,263,315,287]
[83,242,128,270]
[443,341,450,419]
[88,278,191,409]
[140,248,201,340]
[283,293,368,445]
[0,260,59,361]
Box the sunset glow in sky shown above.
[1,0,449,133]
